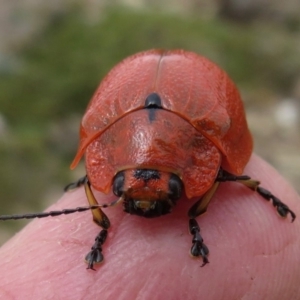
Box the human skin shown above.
[0,155,299,300]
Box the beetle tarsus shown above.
[64,175,88,191]
[189,219,209,266]
[256,186,296,222]
[85,229,108,270]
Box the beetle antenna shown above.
[0,197,123,221]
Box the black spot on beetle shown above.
[144,93,163,122]
[144,93,162,109]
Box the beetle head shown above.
[113,169,183,218]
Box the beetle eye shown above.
[168,174,183,200]
[113,171,125,197]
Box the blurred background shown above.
[0,0,299,244]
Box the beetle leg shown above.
[83,179,112,269]
[64,175,88,191]
[65,176,127,269]
[188,182,220,266]
[64,175,111,227]
[252,185,296,221]
[84,179,111,229]
[189,219,209,266]
[85,229,108,270]
[188,182,220,218]
[216,169,296,222]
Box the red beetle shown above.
[0,49,295,269]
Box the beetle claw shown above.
[200,255,210,267]
[276,204,296,222]
[85,249,103,271]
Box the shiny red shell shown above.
[71,49,253,198]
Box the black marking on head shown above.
[134,169,160,182]
[144,93,163,122]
